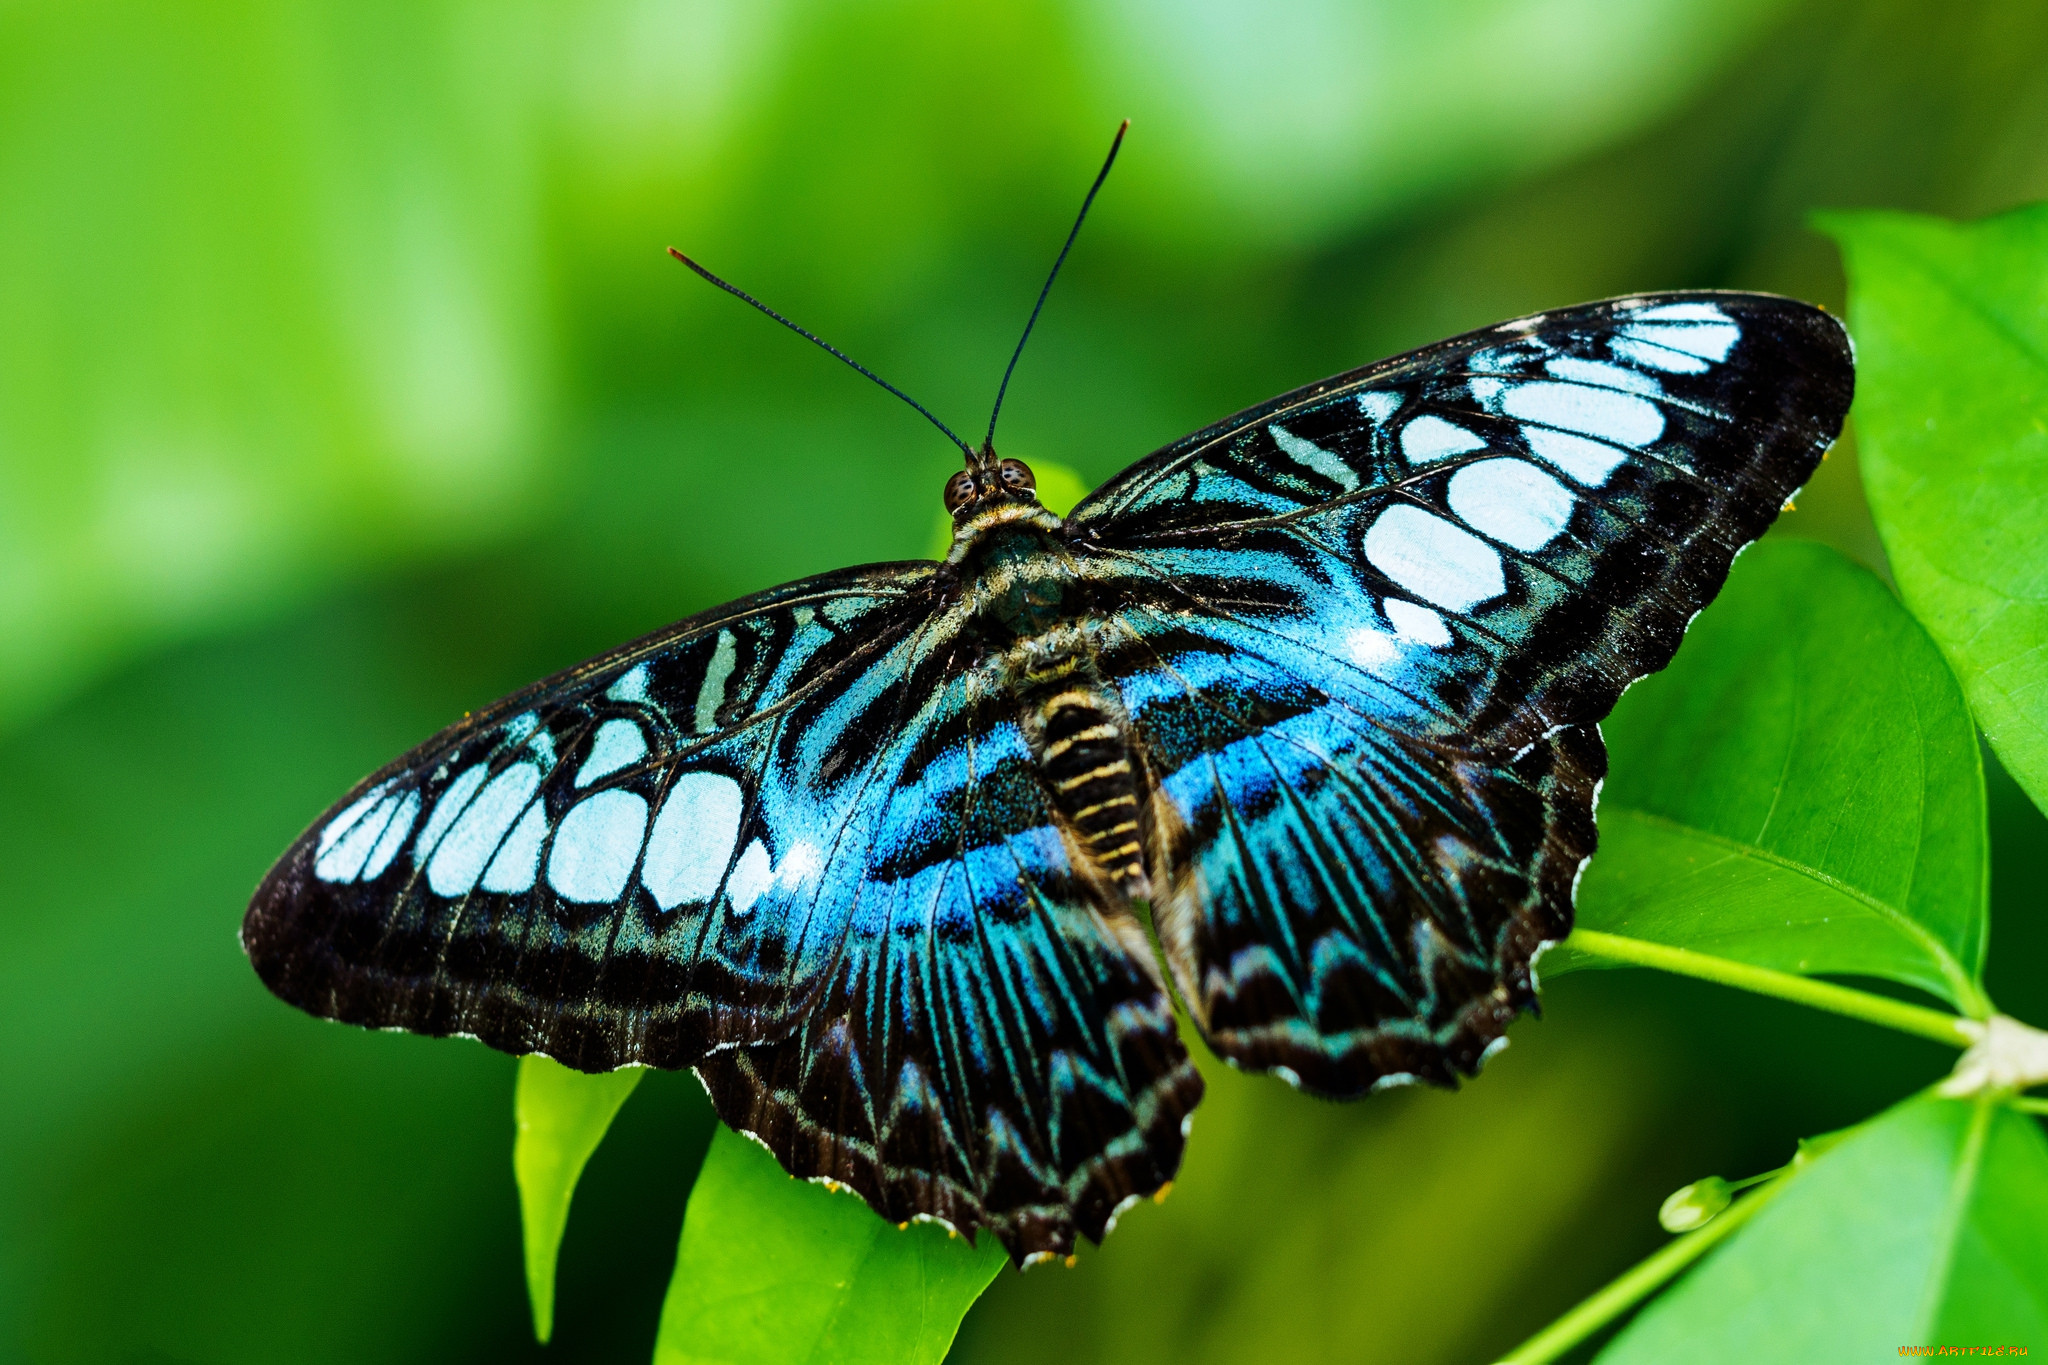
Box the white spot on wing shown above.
[1400,415,1487,465]
[315,789,403,883]
[429,762,543,896]
[1632,301,1731,323]
[1355,391,1401,422]
[1448,458,1576,552]
[482,800,549,893]
[607,663,650,704]
[727,839,773,915]
[1620,301,1740,363]
[1544,355,1662,396]
[316,782,392,860]
[413,764,489,867]
[1384,598,1452,647]
[1268,424,1358,490]
[548,789,650,903]
[1502,382,1664,448]
[361,791,420,881]
[641,772,745,910]
[576,718,647,788]
[1521,427,1629,486]
[695,630,737,734]
[1612,337,1708,374]
[1362,505,1505,612]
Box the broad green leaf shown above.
[513,1056,644,1343]
[1549,539,1989,1013]
[1818,206,2048,814]
[655,1125,1006,1365]
[1932,1097,2048,1339]
[1596,1092,2048,1360]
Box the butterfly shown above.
[242,129,1853,1265]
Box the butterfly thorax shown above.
[954,512,1072,636]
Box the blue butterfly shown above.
[243,129,1853,1264]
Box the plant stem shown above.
[1494,1175,1789,1365]
[1564,930,1979,1048]
[2014,1096,2048,1116]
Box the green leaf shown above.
[1595,1092,2048,1360]
[513,1056,644,1343]
[1550,538,1990,1013]
[654,1125,1006,1365]
[1818,205,2048,814]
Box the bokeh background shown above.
[3,2,2046,1360]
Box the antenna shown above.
[984,119,1129,453]
[668,247,976,460]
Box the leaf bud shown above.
[1658,1176,1733,1233]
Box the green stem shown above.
[2014,1096,2048,1116]
[1564,930,1979,1048]
[1494,1175,1788,1365]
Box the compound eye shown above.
[998,459,1037,493]
[943,470,977,513]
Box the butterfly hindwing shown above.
[243,563,1197,1260]
[699,673,1198,1257]
[1068,293,1852,1091]
[1091,601,1599,1094]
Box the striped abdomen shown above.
[1030,682,1148,897]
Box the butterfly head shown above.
[941,451,1065,565]
[943,454,1040,517]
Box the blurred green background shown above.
[4,1,2047,1360]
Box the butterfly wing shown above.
[243,562,1198,1260]
[1068,293,1853,1093]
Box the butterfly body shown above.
[245,291,1852,1262]
[943,489,1160,899]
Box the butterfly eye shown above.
[998,459,1037,494]
[943,470,978,513]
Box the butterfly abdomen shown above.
[1001,625,1152,899]
[1040,687,1146,887]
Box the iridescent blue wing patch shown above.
[243,563,1199,1261]
[1068,293,1853,1093]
